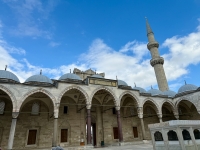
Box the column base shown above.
[119,142,124,146]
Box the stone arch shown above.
[19,88,56,111]
[160,100,176,114]
[58,85,89,104]
[119,90,140,107]
[0,85,17,111]
[142,98,160,114]
[175,98,197,111]
[90,86,118,106]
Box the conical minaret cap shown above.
[145,17,153,36]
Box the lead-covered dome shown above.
[178,84,198,93]
[0,70,20,83]
[163,90,176,97]
[148,89,163,96]
[133,86,146,93]
[24,75,53,85]
[59,73,81,80]
[118,80,128,86]
[91,74,104,78]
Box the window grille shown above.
[31,103,40,115]
[194,129,200,139]
[182,129,191,140]
[168,130,178,141]
[0,101,5,114]
[154,131,163,141]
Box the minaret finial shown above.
[70,69,71,73]
[5,65,7,71]
[184,80,187,85]
[145,17,153,36]
[40,69,42,75]
[134,82,136,87]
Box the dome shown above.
[148,89,163,96]
[91,74,104,78]
[25,75,53,85]
[59,73,81,80]
[163,90,176,97]
[118,80,128,86]
[178,84,198,93]
[133,86,146,93]
[0,70,20,83]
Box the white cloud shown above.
[49,42,60,47]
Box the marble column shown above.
[116,107,123,143]
[188,127,198,150]
[87,109,92,145]
[140,118,146,140]
[7,112,19,150]
[52,118,58,147]
[176,128,186,150]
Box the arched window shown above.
[31,102,40,115]
[168,130,178,141]
[193,129,200,139]
[154,131,163,141]
[0,101,5,114]
[182,129,191,140]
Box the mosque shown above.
[0,20,200,150]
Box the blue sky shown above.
[0,0,200,92]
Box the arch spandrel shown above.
[0,85,17,111]
[119,90,140,107]
[90,86,118,106]
[58,85,89,105]
[19,87,56,111]
[142,98,160,114]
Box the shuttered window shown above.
[113,127,118,139]
[133,127,138,138]
[61,129,68,142]
[27,130,37,145]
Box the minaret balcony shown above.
[150,57,164,67]
[147,42,159,50]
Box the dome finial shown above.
[40,69,42,75]
[5,65,7,71]
[70,69,71,73]
[134,82,136,87]
[184,80,187,85]
[95,70,96,74]
[116,76,118,80]
[151,85,153,89]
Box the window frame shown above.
[25,128,39,147]
[60,128,69,143]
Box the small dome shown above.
[148,89,163,96]
[25,75,53,84]
[59,73,81,80]
[133,86,146,93]
[91,74,104,78]
[118,80,128,86]
[163,90,176,97]
[178,84,198,93]
[0,70,20,83]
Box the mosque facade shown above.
[0,20,200,150]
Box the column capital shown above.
[86,104,91,109]
[12,112,19,118]
[115,106,120,111]
[157,113,162,119]
[137,107,143,118]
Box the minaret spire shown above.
[146,19,169,91]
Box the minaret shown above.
[146,18,169,91]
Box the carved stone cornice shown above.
[150,57,164,67]
[147,42,159,50]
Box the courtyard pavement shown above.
[94,143,153,150]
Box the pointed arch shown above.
[58,85,89,104]
[142,98,160,114]
[90,86,118,106]
[0,85,16,111]
[160,100,176,113]
[119,90,140,107]
[19,88,56,111]
[175,98,197,110]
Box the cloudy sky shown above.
[0,0,200,92]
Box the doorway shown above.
[92,123,96,146]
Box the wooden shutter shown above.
[61,129,68,142]
[27,130,37,145]
[133,127,138,138]
[113,127,118,139]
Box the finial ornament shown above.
[184,80,187,85]
[116,76,118,80]
[70,69,71,73]
[5,65,7,71]
[134,82,136,87]
[151,85,153,89]
[95,70,96,74]
[40,69,42,75]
